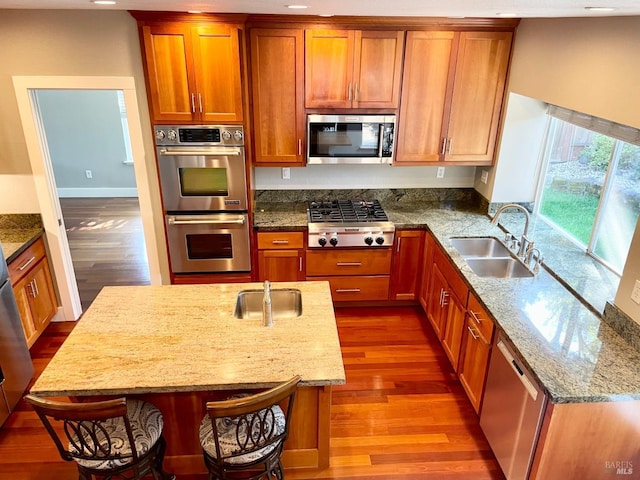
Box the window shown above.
[536,106,640,274]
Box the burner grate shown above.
[308,199,389,223]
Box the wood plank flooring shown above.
[59,197,150,311]
[0,306,504,479]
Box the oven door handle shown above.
[158,148,242,156]
[167,215,246,226]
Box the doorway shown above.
[13,76,164,321]
[34,89,150,311]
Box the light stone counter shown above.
[30,281,346,397]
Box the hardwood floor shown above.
[59,197,150,311]
[0,306,503,479]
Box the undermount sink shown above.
[450,237,534,278]
[450,237,513,258]
[234,288,302,320]
[464,258,534,278]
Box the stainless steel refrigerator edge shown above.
[0,242,34,427]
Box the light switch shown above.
[631,280,640,305]
[437,167,445,178]
[282,167,291,180]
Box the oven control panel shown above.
[154,125,244,147]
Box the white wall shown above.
[255,164,476,189]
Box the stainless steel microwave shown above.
[307,114,396,165]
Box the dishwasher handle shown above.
[497,339,540,401]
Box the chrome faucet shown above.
[262,280,273,327]
[490,203,531,258]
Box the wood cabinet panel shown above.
[426,263,448,340]
[434,245,468,305]
[305,29,354,108]
[458,317,492,413]
[306,249,392,276]
[396,31,456,163]
[312,275,390,302]
[390,229,424,301]
[441,291,466,371]
[8,237,57,348]
[445,31,512,163]
[192,25,244,122]
[257,250,304,282]
[250,28,305,165]
[352,30,404,109]
[467,292,495,343]
[141,24,195,123]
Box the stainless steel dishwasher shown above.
[480,334,547,480]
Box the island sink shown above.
[234,288,302,319]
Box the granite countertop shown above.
[0,214,44,262]
[254,196,640,404]
[30,281,346,397]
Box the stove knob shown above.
[318,237,327,247]
[167,129,178,141]
[364,236,374,246]
[330,235,338,246]
[222,130,232,141]
[375,236,385,245]
[233,130,244,141]
[155,129,166,141]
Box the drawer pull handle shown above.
[467,325,479,340]
[335,288,361,293]
[336,262,362,267]
[18,256,36,271]
[271,240,289,245]
[469,310,483,324]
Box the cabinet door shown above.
[441,292,466,371]
[418,232,435,312]
[352,30,404,109]
[12,276,38,347]
[258,250,304,281]
[250,28,305,165]
[459,318,492,413]
[426,263,448,339]
[192,24,244,122]
[305,29,354,108]
[390,230,424,301]
[395,31,456,164]
[445,31,512,163]
[29,259,57,331]
[142,24,196,123]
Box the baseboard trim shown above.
[57,187,138,198]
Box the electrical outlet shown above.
[481,170,489,184]
[436,167,445,179]
[282,167,291,180]
[631,280,640,305]
[85,170,93,179]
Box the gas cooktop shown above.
[307,199,395,248]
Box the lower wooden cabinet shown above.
[256,232,305,281]
[441,290,467,371]
[8,237,58,348]
[390,229,424,301]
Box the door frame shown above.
[12,76,163,321]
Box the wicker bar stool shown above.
[199,376,301,480]
[24,394,175,480]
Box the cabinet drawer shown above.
[306,249,392,276]
[257,232,304,250]
[467,293,495,343]
[8,237,46,284]
[311,275,390,302]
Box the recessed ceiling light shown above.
[92,0,116,4]
[497,12,518,17]
[287,5,308,9]
[585,6,616,11]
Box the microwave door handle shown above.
[377,125,384,161]
[158,148,241,156]
[167,216,245,226]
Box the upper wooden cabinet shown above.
[250,28,305,165]
[141,22,244,123]
[305,29,404,109]
[396,31,512,165]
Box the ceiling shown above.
[1,0,640,18]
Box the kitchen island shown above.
[30,281,345,475]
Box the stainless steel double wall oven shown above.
[155,125,250,274]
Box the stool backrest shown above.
[205,375,301,464]
[24,394,139,465]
